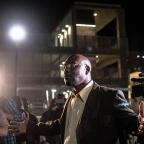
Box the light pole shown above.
[8,25,26,96]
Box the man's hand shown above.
[17,112,29,134]
[8,112,29,134]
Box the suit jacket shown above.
[29,82,138,144]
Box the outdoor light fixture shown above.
[51,89,57,99]
[76,24,96,27]
[137,55,140,58]
[93,12,98,17]
[65,25,70,28]
[8,24,26,96]
[61,29,67,33]
[58,33,62,38]
[9,25,26,42]
[65,25,71,35]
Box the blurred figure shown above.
[14,96,38,144]
[0,96,22,144]
[0,109,9,144]
[131,97,144,144]
[0,109,9,136]
[21,97,38,144]
[0,96,38,144]
[40,93,66,144]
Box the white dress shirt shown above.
[64,80,93,144]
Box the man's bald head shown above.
[63,54,92,91]
[65,54,92,72]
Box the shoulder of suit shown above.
[93,81,120,93]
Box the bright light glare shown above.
[9,25,26,42]
[76,24,96,27]
[93,13,98,17]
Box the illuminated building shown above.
[0,2,135,115]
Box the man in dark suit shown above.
[18,54,144,144]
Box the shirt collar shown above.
[75,80,93,102]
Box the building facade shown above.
[52,2,129,87]
[1,2,142,115]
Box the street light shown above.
[9,25,26,42]
[8,25,26,96]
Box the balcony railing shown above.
[0,35,128,55]
[76,35,128,52]
[77,36,117,49]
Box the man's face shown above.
[63,56,87,87]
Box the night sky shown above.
[0,0,143,49]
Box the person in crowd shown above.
[16,54,144,144]
[130,94,144,144]
[13,96,38,144]
[0,109,9,136]
[0,109,9,144]
[40,93,66,144]
[0,96,23,144]
[0,96,37,144]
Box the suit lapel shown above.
[79,82,101,123]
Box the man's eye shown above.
[63,64,81,69]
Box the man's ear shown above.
[85,65,90,74]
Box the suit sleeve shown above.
[113,90,139,133]
[27,119,61,137]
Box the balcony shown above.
[0,35,128,55]
[76,35,128,54]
